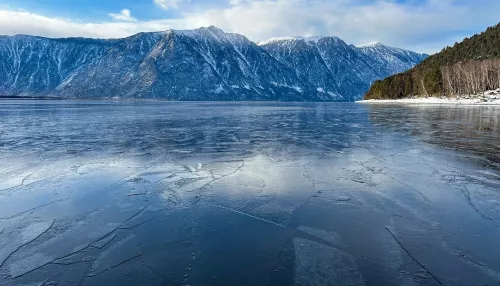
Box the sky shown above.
[0,0,499,54]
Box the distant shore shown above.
[358,89,500,105]
[357,98,500,105]
[0,96,63,100]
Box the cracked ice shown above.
[0,101,499,285]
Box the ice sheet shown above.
[0,101,499,285]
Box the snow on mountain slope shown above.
[0,27,427,101]
[356,42,428,76]
[258,36,328,46]
[259,37,428,101]
[0,35,111,94]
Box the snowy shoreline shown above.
[357,89,500,105]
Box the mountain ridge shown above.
[0,26,427,101]
[259,36,427,100]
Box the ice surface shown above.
[0,221,54,268]
[293,237,364,286]
[0,101,499,285]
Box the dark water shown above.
[0,101,499,286]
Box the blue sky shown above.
[0,0,499,54]
[2,0,229,21]
[5,0,183,20]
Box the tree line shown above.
[364,22,500,99]
[441,59,500,95]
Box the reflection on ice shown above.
[0,101,499,285]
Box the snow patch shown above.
[358,89,500,105]
[328,92,343,99]
[357,42,382,48]
[271,82,303,93]
[258,37,298,45]
[212,84,225,94]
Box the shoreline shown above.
[358,89,500,105]
[357,98,500,105]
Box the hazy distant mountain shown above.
[0,26,427,101]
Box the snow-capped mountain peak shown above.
[258,37,300,45]
[171,26,251,46]
[258,36,342,46]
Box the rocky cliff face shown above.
[0,26,427,101]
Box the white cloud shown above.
[183,0,500,54]
[1,1,499,53]
[109,9,136,22]
[153,0,183,10]
[0,9,187,39]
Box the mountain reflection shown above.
[368,104,500,168]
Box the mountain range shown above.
[0,26,427,101]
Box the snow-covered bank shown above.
[358,89,500,105]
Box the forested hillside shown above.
[364,22,500,99]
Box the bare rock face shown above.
[0,26,427,101]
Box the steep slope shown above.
[357,42,428,77]
[259,37,427,101]
[0,35,112,95]
[1,27,317,100]
[364,22,500,99]
[0,26,426,101]
[139,27,315,101]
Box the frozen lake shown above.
[0,101,499,285]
